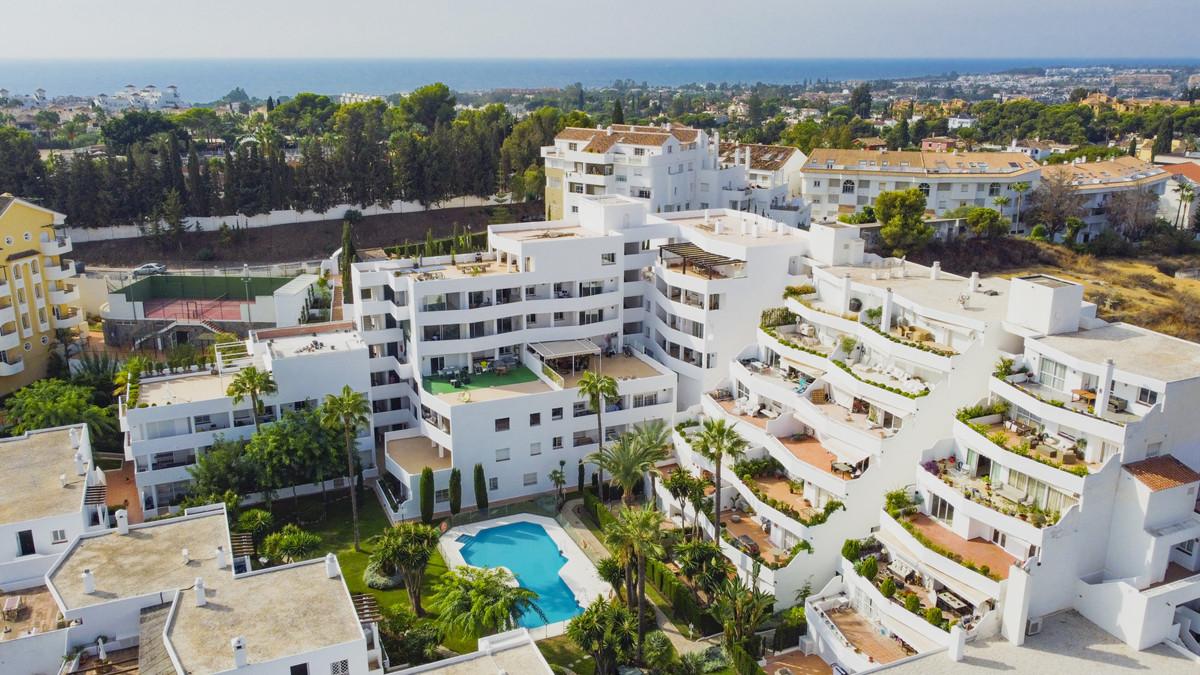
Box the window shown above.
[929,494,955,522]
[435,488,449,503]
[551,407,563,421]
[988,183,1002,197]
[495,448,510,462]
[573,401,591,417]
[568,142,577,151]
[51,529,67,544]
[634,148,645,156]
[601,253,616,265]
[1037,357,1067,392]
[495,417,510,432]
[812,180,821,188]
[918,183,931,197]
[632,392,658,408]
[530,442,542,456]
[1137,387,1158,406]
[488,477,499,490]
[841,179,856,194]
[330,660,350,675]
[523,472,538,486]
[290,665,309,675]
[553,436,563,450]
[530,412,541,427]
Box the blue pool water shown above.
[456,521,584,628]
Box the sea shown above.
[2,58,1199,102]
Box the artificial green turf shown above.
[422,365,540,395]
[537,635,597,675]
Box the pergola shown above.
[659,242,740,279]
[529,339,602,377]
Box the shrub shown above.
[841,538,862,562]
[880,577,897,598]
[904,593,921,613]
[760,307,797,328]
[782,284,816,300]
[854,555,878,581]
[993,357,1014,379]
[1029,224,1049,241]
[925,606,945,626]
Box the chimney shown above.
[1094,358,1115,417]
[930,261,942,280]
[740,217,748,236]
[182,548,191,565]
[216,545,227,569]
[325,552,340,579]
[703,208,710,224]
[948,625,966,662]
[881,288,894,332]
[116,509,129,535]
[231,637,248,669]
[842,273,854,314]
[82,569,96,594]
[70,427,80,449]
[714,219,723,235]
[194,577,207,607]
[73,451,85,476]
[968,271,980,292]
[60,473,68,488]
[97,637,108,661]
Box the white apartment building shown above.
[0,424,106,589]
[118,322,373,516]
[800,149,1039,224]
[92,84,188,112]
[648,221,1200,670]
[6,505,381,675]
[1041,156,1171,241]
[541,124,810,228]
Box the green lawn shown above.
[538,635,596,675]
[422,365,540,394]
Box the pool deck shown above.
[440,513,612,638]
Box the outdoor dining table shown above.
[831,461,854,476]
[2,595,21,620]
[1072,389,1096,403]
[938,591,967,612]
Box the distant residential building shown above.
[947,116,977,130]
[540,124,810,227]
[1042,156,1171,240]
[93,84,188,112]
[853,137,889,151]
[338,92,384,105]
[800,149,1038,223]
[921,136,959,153]
[0,195,83,395]
[1006,138,1074,162]
[1112,72,1174,88]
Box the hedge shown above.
[729,644,766,675]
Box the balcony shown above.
[808,594,916,670]
[53,309,84,329]
[921,463,1065,531]
[0,358,25,376]
[39,234,72,256]
[50,285,80,305]
[0,327,17,351]
[891,511,1015,584]
[45,261,76,281]
[995,375,1138,427]
[957,408,1101,479]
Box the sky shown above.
[2,0,1197,60]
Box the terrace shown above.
[904,513,1016,580]
[386,435,452,475]
[748,474,822,520]
[777,434,858,479]
[813,401,893,439]
[967,413,1102,475]
[719,510,790,567]
[658,242,745,280]
[933,463,1071,527]
[811,596,915,666]
[138,372,230,406]
[423,365,544,395]
[560,353,662,389]
[0,586,63,642]
[1009,379,1140,425]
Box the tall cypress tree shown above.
[473,463,489,513]
[611,99,625,125]
[1152,116,1175,158]
[448,467,462,523]
[419,467,434,524]
[340,219,355,304]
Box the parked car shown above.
[131,263,167,277]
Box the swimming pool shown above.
[455,521,584,628]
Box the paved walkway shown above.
[104,461,144,523]
[556,499,718,656]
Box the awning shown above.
[876,527,994,607]
[529,339,601,360]
[780,356,825,378]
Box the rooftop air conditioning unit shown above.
[1026,616,1043,636]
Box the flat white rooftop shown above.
[667,213,803,248]
[50,511,230,611]
[0,426,86,523]
[873,610,1197,674]
[167,559,363,673]
[266,329,364,358]
[139,371,230,406]
[1034,322,1200,383]
[825,261,1012,324]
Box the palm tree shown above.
[992,195,1011,222]
[578,371,618,500]
[549,460,567,512]
[1173,182,1194,227]
[226,365,277,429]
[604,514,638,607]
[596,557,626,603]
[319,385,371,552]
[1012,181,1031,231]
[631,420,671,506]
[566,596,638,675]
[709,571,773,654]
[692,419,748,541]
[113,355,150,398]
[619,505,664,655]
[675,539,732,605]
[430,566,545,638]
[371,523,439,616]
[72,353,120,406]
[262,523,321,563]
[589,434,657,506]
[663,468,697,535]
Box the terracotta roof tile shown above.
[1166,163,1200,184]
[1125,456,1200,492]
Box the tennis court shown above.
[142,297,250,321]
[121,275,294,322]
